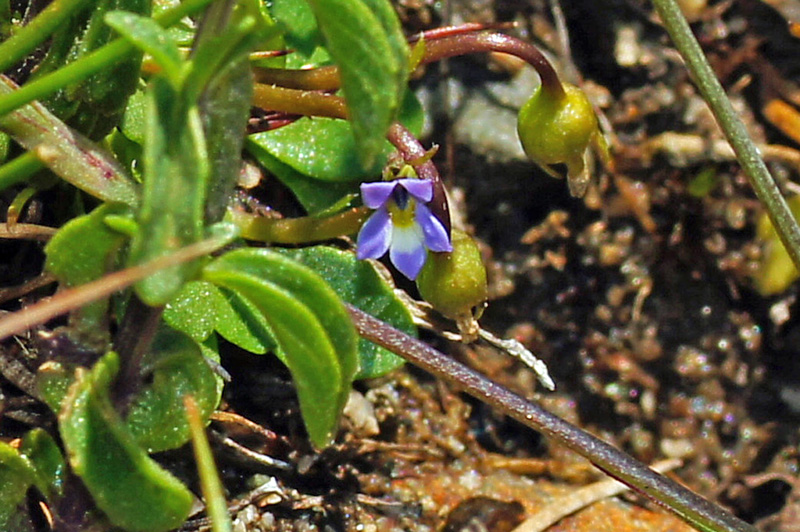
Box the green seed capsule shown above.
[416,230,488,321]
[517,82,599,181]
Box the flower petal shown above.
[360,182,398,209]
[416,204,453,253]
[390,223,427,280]
[397,178,433,203]
[357,208,392,259]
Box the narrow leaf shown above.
[0,75,139,205]
[185,395,232,532]
[104,11,183,86]
[127,78,208,305]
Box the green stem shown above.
[0,151,43,192]
[0,0,216,118]
[252,83,347,119]
[185,395,233,532]
[0,0,91,74]
[348,306,756,532]
[230,207,369,243]
[652,0,800,271]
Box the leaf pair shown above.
[165,245,415,446]
[203,248,358,447]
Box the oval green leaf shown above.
[44,203,130,346]
[59,352,193,532]
[19,429,67,499]
[203,248,357,447]
[0,442,36,528]
[163,280,275,354]
[125,327,223,453]
[279,246,414,379]
[247,89,423,182]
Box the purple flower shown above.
[357,178,452,280]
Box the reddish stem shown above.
[418,32,565,99]
[253,29,565,100]
[387,123,451,235]
[407,22,516,43]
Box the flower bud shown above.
[517,82,604,194]
[416,230,488,323]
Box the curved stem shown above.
[251,90,451,233]
[387,123,451,234]
[347,305,756,532]
[253,30,565,99]
[418,32,564,99]
[652,0,800,271]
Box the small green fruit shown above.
[517,82,599,179]
[416,230,488,321]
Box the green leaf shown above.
[19,429,67,499]
[279,247,413,378]
[36,361,75,413]
[0,441,36,528]
[104,11,183,86]
[163,281,220,342]
[247,89,423,182]
[199,56,253,222]
[203,249,358,447]
[119,89,148,146]
[59,352,193,532]
[163,280,275,354]
[214,287,276,353]
[44,203,130,346]
[0,75,140,206]
[185,395,232,532]
[269,0,329,67]
[246,89,424,214]
[127,77,208,305]
[125,327,223,453]
[245,138,358,213]
[250,117,381,180]
[306,0,408,168]
[32,0,149,139]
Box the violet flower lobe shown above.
[356,178,452,280]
